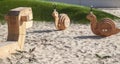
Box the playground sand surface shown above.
[0,21,120,64]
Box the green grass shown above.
[0,0,119,24]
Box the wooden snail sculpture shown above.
[52,9,70,30]
[0,7,33,58]
[86,6,120,37]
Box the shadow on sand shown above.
[29,29,59,33]
[74,35,105,39]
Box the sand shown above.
[0,21,120,64]
[98,8,120,17]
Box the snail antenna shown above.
[90,5,93,12]
[52,0,57,10]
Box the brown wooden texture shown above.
[86,12,120,37]
[6,7,33,49]
[0,7,33,58]
[52,9,70,30]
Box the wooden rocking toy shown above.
[52,9,70,30]
[51,0,70,30]
[86,6,120,37]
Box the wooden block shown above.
[26,20,33,28]
[1,7,33,58]
[0,41,19,58]
[21,16,29,21]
